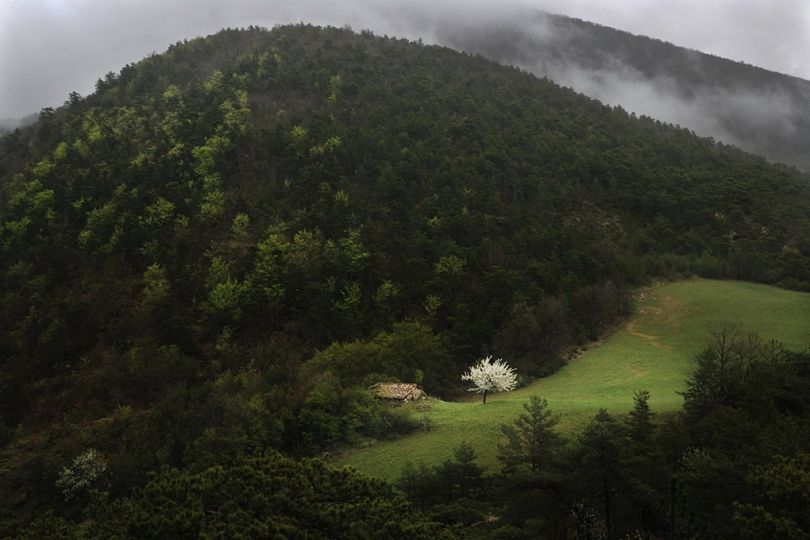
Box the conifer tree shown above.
[498,396,564,473]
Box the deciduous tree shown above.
[461,356,518,403]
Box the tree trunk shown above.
[482,390,488,404]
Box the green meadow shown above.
[335,279,810,482]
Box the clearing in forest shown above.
[335,279,810,482]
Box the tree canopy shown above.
[21,452,451,539]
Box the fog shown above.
[2,0,809,166]
[542,60,801,152]
[429,11,808,160]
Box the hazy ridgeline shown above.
[425,9,810,171]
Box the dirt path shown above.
[626,319,667,349]
[624,290,686,349]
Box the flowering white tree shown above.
[462,356,518,403]
[55,448,109,501]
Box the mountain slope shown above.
[434,10,810,171]
[1,24,809,533]
[338,279,810,480]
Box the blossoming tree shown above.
[461,356,518,403]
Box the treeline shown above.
[1,24,810,533]
[18,451,453,539]
[18,331,810,539]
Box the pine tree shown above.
[498,396,564,473]
[627,389,654,444]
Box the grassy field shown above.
[334,279,810,482]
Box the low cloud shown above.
[537,58,800,152]
[1,0,808,169]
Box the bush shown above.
[55,449,109,501]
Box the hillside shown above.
[338,279,810,480]
[435,10,810,171]
[1,24,810,535]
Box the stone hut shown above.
[370,383,426,403]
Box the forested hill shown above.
[435,10,810,171]
[1,24,810,534]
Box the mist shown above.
[547,61,799,152]
[2,0,809,168]
[428,9,810,167]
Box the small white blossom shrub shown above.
[55,449,109,501]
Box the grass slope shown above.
[336,279,810,481]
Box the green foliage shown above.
[55,449,109,502]
[436,441,486,499]
[182,370,286,469]
[307,321,452,393]
[434,255,465,276]
[16,512,78,540]
[398,441,486,507]
[681,326,780,419]
[230,212,250,239]
[498,396,564,473]
[494,296,570,375]
[141,263,170,313]
[671,343,810,538]
[627,389,654,443]
[570,410,628,531]
[733,453,810,539]
[26,453,452,539]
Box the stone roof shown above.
[370,383,425,400]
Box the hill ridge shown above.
[435,10,810,170]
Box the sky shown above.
[1,0,809,119]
